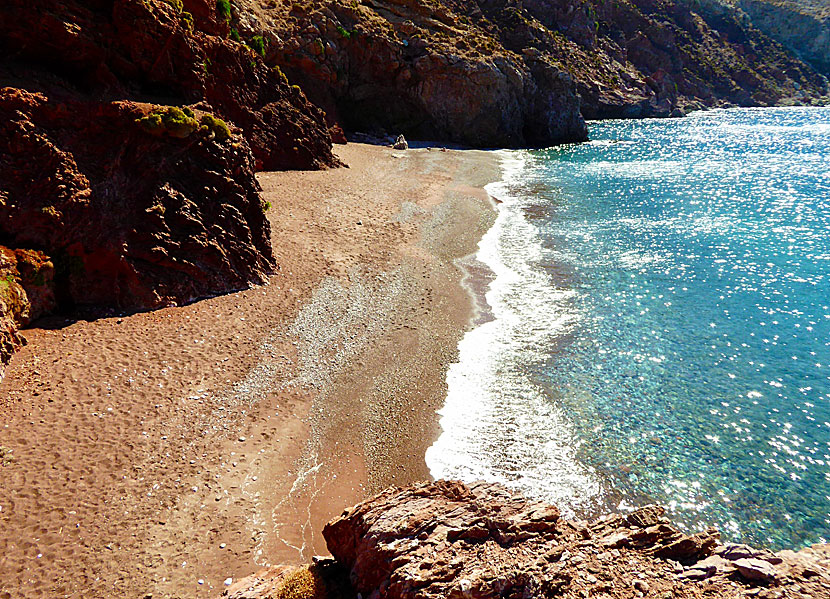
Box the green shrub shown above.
[137,106,198,138]
[261,200,272,212]
[247,35,266,56]
[230,27,241,41]
[336,25,352,39]
[199,114,232,141]
[40,205,61,219]
[216,0,232,19]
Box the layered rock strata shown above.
[226,480,830,599]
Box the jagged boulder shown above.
[0,88,274,312]
[224,480,830,599]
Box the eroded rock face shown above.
[224,480,830,599]
[270,1,588,148]
[0,247,54,379]
[0,0,338,171]
[322,480,731,598]
[0,0,337,375]
[237,0,826,141]
[466,0,829,118]
[0,88,274,312]
[739,0,830,77]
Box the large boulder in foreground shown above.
[226,480,830,599]
[0,88,274,312]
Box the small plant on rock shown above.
[273,65,289,85]
[162,0,183,12]
[181,10,194,31]
[216,0,232,19]
[137,106,198,138]
[247,35,266,57]
[199,114,232,141]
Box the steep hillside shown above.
[0,0,339,170]
[469,0,830,117]
[222,0,827,143]
[258,0,589,146]
[736,0,830,76]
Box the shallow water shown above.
[426,107,830,550]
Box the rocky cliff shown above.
[226,480,830,599]
[266,0,589,147]
[221,0,827,145]
[1,0,339,170]
[0,89,275,311]
[736,0,830,77]
[0,0,344,377]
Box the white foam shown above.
[425,151,602,516]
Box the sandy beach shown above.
[0,143,498,599]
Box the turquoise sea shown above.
[426,107,830,550]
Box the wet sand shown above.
[0,143,498,599]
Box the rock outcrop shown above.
[225,0,590,148]
[226,480,830,599]
[217,0,826,147]
[0,248,55,379]
[454,0,829,118]
[0,0,343,375]
[0,88,274,312]
[0,0,339,171]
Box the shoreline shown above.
[0,143,499,598]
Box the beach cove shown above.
[0,144,498,599]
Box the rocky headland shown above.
[226,480,830,599]
[228,0,829,138]
[0,0,340,377]
[1,0,829,595]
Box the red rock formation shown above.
[0,0,338,171]
[267,0,588,148]
[233,0,827,141]
[0,0,345,373]
[447,0,829,118]
[225,480,830,599]
[0,247,55,379]
[0,88,273,312]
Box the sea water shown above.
[426,107,830,550]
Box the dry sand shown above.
[0,143,499,599]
